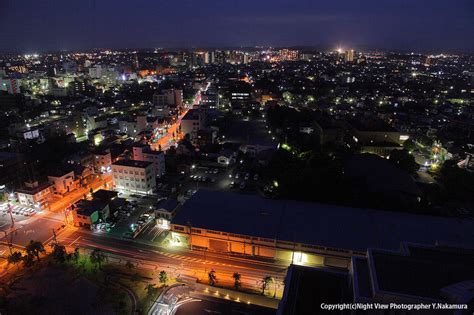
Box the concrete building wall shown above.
[171,224,352,268]
[112,163,156,194]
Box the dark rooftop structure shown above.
[350,118,398,132]
[277,265,352,315]
[92,189,118,202]
[48,166,74,177]
[75,200,108,218]
[352,243,474,305]
[345,153,420,196]
[156,198,179,212]
[182,109,202,120]
[173,190,474,253]
[16,181,52,194]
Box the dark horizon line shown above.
[0,45,472,56]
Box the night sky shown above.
[1,0,473,53]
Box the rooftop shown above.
[112,159,152,168]
[353,243,474,302]
[16,181,52,195]
[182,109,201,120]
[75,199,108,216]
[279,265,351,315]
[156,198,179,212]
[173,190,474,252]
[92,189,118,201]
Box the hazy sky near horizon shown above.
[1,0,473,53]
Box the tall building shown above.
[111,160,156,195]
[210,51,216,64]
[153,89,183,108]
[88,65,102,78]
[0,78,21,94]
[279,49,299,61]
[344,49,354,62]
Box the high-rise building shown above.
[344,49,354,62]
[0,78,21,94]
[279,49,299,61]
[210,51,216,64]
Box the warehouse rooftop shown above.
[173,189,474,252]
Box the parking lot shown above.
[0,202,37,230]
[104,193,160,239]
[181,165,263,199]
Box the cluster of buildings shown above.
[0,47,472,309]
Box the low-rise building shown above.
[111,160,156,195]
[351,243,474,306]
[277,243,474,314]
[48,169,76,195]
[15,181,53,210]
[155,198,180,229]
[72,199,109,229]
[170,190,474,269]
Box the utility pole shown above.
[7,203,14,227]
[52,228,57,244]
[203,248,207,275]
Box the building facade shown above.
[132,144,166,177]
[15,181,53,210]
[111,160,156,194]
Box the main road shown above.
[150,86,204,151]
[56,228,288,298]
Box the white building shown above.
[112,160,156,195]
[48,170,76,195]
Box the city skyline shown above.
[0,1,473,313]
[1,0,473,53]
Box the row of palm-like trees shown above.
[209,269,276,296]
[6,239,106,270]
[7,240,46,268]
[7,242,278,297]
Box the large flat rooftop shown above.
[173,190,474,252]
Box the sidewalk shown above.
[191,282,279,309]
